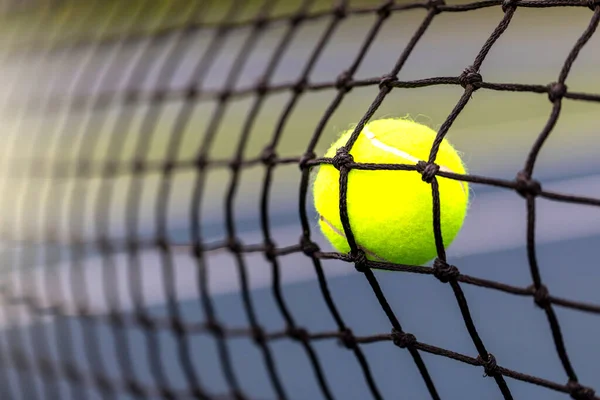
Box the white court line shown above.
[2,173,600,323]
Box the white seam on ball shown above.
[364,127,421,164]
[363,125,467,196]
[319,215,387,262]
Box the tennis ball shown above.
[312,118,468,266]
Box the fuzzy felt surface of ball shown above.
[312,118,469,266]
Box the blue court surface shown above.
[2,168,600,400]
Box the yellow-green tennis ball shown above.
[313,118,468,266]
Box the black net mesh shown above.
[0,0,599,399]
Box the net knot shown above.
[352,249,369,272]
[126,380,145,397]
[300,236,320,256]
[530,284,551,308]
[428,0,446,14]
[377,2,393,18]
[76,305,92,318]
[126,238,138,252]
[379,75,398,91]
[433,259,460,282]
[162,160,175,174]
[261,146,277,166]
[232,390,246,400]
[568,381,595,400]
[185,86,198,99]
[289,13,306,26]
[252,327,266,345]
[109,311,123,327]
[333,3,348,18]
[391,329,417,348]
[255,79,269,96]
[64,364,82,382]
[195,156,208,170]
[133,159,145,174]
[254,16,268,30]
[263,240,277,262]
[229,159,241,172]
[477,353,498,377]
[547,82,567,102]
[103,161,117,177]
[219,90,232,102]
[155,237,168,252]
[39,358,54,377]
[136,314,156,330]
[515,171,542,197]
[227,237,242,253]
[335,70,352,92]
[191,243,203,258]
[338,328,356,349]
[170,318,185,336]
[152,90,166,103]
[96,376,112,393]
[416,161,439,183]
[588,0,600,10]
[48,302,64,315]
[332,147,354,171]
[459,66,482,89]
[159,388,175,400]
[287,327,309,342]
[299,151,316,170]
[206,321,224,337]
[501,0,518,12]
[293,78,307,94]
[98,236,112,252]
[125,90,139,104]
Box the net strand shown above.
[8,73,600,117]
[7,2,132,399]
[5,0,596,58]
[255,0,342,398]
[0,2,81,397]
[33,1,207,399]
[171,2,247,396]
[332,3,444,398]
[220,1,295,398]
[69,4,190,398]
[3,284,596,399]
